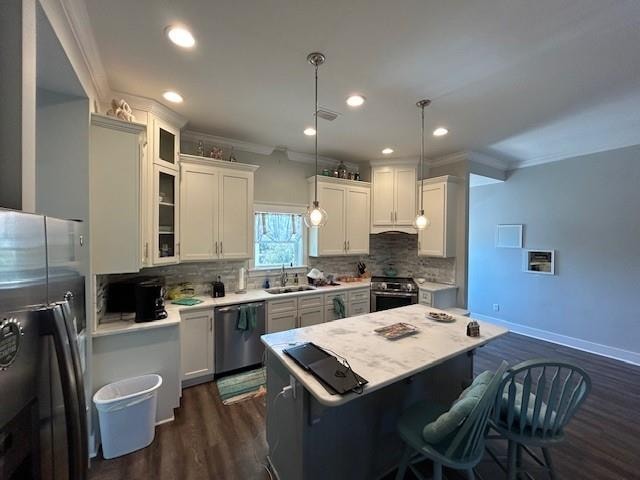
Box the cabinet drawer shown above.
[298,307,324,328]
[324,292,347,307]
[298,294,323,310]
[419,291,432,306]
[267,297,298,315]
[348,300,370,317]
[348,288,370,303]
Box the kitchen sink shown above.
[265,285,317,295]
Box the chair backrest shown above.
[445,361,509,462]
[493,359,591,440]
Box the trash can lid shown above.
[93,374,163,405]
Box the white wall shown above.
[469,145,640,363]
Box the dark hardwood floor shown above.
[89,333,640,480]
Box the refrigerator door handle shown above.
[39,304,88,480]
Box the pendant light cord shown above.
[420,103,425,211]
[314,63,319,204]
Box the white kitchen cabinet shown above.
[299,307,324,327]
[90,114,146,274]
[152,116,179,170]
[180,164,218,261]
[370,163,417,234]
[179,155,257,262]
[308,176,371,257]
[347,288,370,317]
[180,309,214,384]
[418,285,458,309]
[153,164,180,264]
[268,311,298,333]
[417,176,459,258]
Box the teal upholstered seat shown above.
[487,359,591,480]
[395,361,509,480]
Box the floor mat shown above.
[216,367,267,405]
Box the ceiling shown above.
[84,0,640,167]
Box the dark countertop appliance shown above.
[370,276,418,312]
[212,276,226,298]
[106,277,167,322]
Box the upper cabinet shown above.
[179,155,257,262]
[153,164,180,264]
[417,176,459,258]
[370,163,417,234]
[152,117,179,170]
[90,114,146,274]
[308,176,371,257]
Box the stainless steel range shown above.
[370,276,418,312]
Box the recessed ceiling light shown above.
[304,127,317,136]
[433,127,448,137]
[346,95,366,107]
[382,148,394,155]
[163,91,183,103]
[166,26,195,48]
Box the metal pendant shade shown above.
[413,99,431,230]
[303,52,328,228]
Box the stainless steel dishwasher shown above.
[214,302,266,374]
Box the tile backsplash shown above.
[96,233,454,324]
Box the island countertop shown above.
[261,304,507,407]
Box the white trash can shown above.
[93,374,163,459]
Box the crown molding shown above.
[286,151,359,171]
[428,150,509,171]
[369,156,419,167]
[179,153,260,172]
[112,91,188,128]
[91,113,146,134]
[181,130,275,156]
[58,0,110,100]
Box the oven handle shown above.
[371,291,418,298]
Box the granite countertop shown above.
[94,280,371,338]
[261,304,507,407]
[414,280,458,292]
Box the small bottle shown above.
[263,278,270,289]
[294,273,299,285]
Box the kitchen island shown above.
[261,304,507,480]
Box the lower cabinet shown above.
[349,300,370,317]
[268,310,298,333]
[180,310,214,384]
[418,288,458,309]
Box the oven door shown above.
[371,292,418,312]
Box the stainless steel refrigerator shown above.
[0,209,88,479]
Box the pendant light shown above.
[303,52,328,228]
[413,99,432,230]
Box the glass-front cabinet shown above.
[153,117,179,169]
[153,164,180,264]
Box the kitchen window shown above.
[253,205,307,270]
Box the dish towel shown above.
[237,304,258,331]
[333,297,346,319]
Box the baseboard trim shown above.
[472,312,640,366]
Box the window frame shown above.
[249,202,309,275]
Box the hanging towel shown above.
[237,304,258,331]
[333,296,346,319]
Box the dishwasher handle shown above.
[215,302,265,313]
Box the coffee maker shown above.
[134,281,168,322]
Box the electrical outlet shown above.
[492,304,500,312]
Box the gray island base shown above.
[261,304,507,480]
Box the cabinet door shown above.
[325,305,345,322]
[348,300,370,317]
[180,165,218,261]
[317,184,346,255]
[90,122,142,274]
[153,164,180,264]
[153,117,179,170]
[346,186,370,255]
[394,167,417,225]
[372,168,395,226]
[418,183,446,257]
[219,169,253,259]
[267,310,297,333]
[299,307,324,327]
[180,310,214,381]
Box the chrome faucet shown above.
[280,265,288,287]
